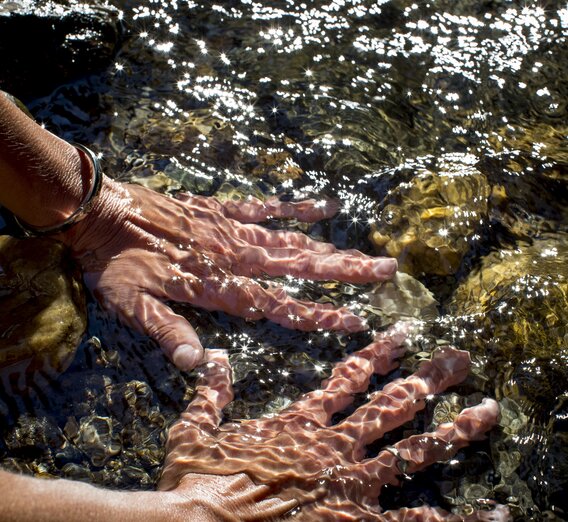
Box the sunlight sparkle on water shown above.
[87,0,568,514]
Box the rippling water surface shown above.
[1,0,567,520]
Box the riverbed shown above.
[1,0,567,519]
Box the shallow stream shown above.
[1,0,567,519]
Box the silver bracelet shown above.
[13,143,103,237]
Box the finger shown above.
[176,192,366,258]
[159,350,234,492]
[222,474,298,521]
[187,276,369,332]
[176,193,339,223]
[332,347,471,447]
[222,195,340,223]
[381,506,457,522]
[180,348,234,424]
[242,496,298,521]
[381,504,511,522]
[236,224,365,256]
[228,244,397,282]
[85,269,204,370]
[133,293,204,370]
[281,323,410,426]
[365,398,499,488]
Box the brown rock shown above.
[370,157,490,276]
[0,236,86,373]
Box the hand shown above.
[60,177,397,370]
[158,324,509,521]
[159,472,298,522]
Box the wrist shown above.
[13,143,103,237]
[57,173,128,254]
[154,490,238,522]
[42,142,96,227]
[0,95,91,229]
[29,140,90,228]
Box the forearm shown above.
[0,470,167,522]
[0,92,88,228]
[0,470,240,522]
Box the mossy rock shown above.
[449,236,568,420]
[0,236,86,373]
[370,158,491,276]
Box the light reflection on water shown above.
[4,0,568,519]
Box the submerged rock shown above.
[246,147,304,184]
[449,237,568,509]
[450,237,568,367]
[449,236,568,415]
[115,106,239,194]
[370,156,491,276]
[487,123,568,177]
[479,128,568,241]
[114,99,306,195]
[364,272,438,326]
[126,108,237,162]
[69,414,121,468]
[0,236,86,373]
[61,379,175,483]
[4,414,66,457]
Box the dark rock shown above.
[0,0,123,100]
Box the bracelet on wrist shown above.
[13,143,103,237]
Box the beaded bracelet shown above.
[13,143,103,237]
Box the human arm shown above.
[0,469,162,522]
[0,92,90,229]
[0,468,295,522]
[0,91,398,371]
[159,328,509,521]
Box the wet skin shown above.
[0,86,507,522]
[60,176,397,370]
[159,324,509,521]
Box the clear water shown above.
[1,0,567,520]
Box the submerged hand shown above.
[159,324,509,521]
[60,177,397,370]
[160,472,298,521]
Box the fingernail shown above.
[173,344,202,370]
[373,258,397,279]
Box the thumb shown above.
[134,293,204,370]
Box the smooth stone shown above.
[370,157,491,276]
[0,235,86,373]
[365,272,438,325]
